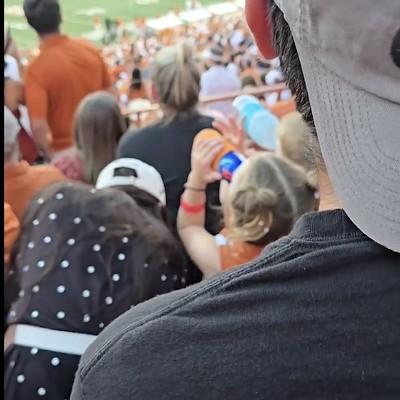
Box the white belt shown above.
[13,324,97,356]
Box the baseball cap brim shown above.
[296,41,400,252]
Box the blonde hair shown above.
[229,153,317,245]
[151,42,200,116]
[74,91,126,185]
[277,112,319,189]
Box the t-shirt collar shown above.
[290,210,365,241]
[40,34,69,50]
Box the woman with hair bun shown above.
[178,139,318,278]
[118,42,221,285]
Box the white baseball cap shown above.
[273,0,400,252]
[96,158,166,206]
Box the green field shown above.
[5,0,223,49]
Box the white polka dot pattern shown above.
[93,244,101,252]
[48,213,57,220]
[122,237,129,243]
[17,375,25,383]
[55,193,64,200]
[32,219,39,226]
[105,297,113,305]
[27,241,35,249]
[118,253,126,261]
[57,285,66,294]
[112,274,120,282]
[161,275,167,282]
[82,290,91,298]
[57,311,65,319]
[83,314,91,323]
[37,260,45,268]
[60,260,69,268]
[73,217,82,224]
[43,236,52,244]
[32,285,40,293]
[30,348,39,355]
[31,310,39,318]
[37,198,44,204]
[98,226,106,232]
[38,387,46,396]
[67,238,76,246]
[87,266,95,274]
[51,357,60,366]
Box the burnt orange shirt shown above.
[4,161,67,220]
[25,35,112,152]
[216,232,264,271]
[267,97,297,119]
[4,203,20,264]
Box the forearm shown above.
[177,173,207,231]
[31,120,53,160]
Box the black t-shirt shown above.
[71,210,400,400]
[118,113,222,284]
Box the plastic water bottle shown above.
[233,95,279,151]
[194,129,245,182]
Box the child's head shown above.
[224,153,317,246]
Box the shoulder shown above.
[75,236,295,377]
[118,124,161,151]
[32,164,68,180]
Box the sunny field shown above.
[5,0,223,49]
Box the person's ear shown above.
[245,0,276,60]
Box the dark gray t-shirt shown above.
[71,210,400,400]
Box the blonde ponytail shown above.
[151,41,200,115]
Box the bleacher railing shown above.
[123,83,288,127]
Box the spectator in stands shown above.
[51,91,126,184]
[4,203,19,266]
[200,46,241,115]
[70,0,400,399]
[96,158,188,282]
[178,141,316,277]
[118,41,221,285]
[4,181,187,400]
[277,111,319,195]
[129,67,147,101]
[4,63,41,165]
[4,21,22,77]
[4,106,66,220]
[96,158,173,231]
[23,0,112,161]
[240,58,261,86]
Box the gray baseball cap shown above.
[274,0,400,252]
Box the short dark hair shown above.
[23,0,61,35]
[268,0,314,135]
[268,0,324,167]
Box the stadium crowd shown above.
[4,0,400,399]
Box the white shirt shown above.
[200,65,241,116]
[4,54,20,81]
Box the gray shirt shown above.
[71,210,400,400]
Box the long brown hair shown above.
[74,91,126,185]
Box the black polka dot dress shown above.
[4,186,187,400]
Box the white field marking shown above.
[5,5,24,16]
[9,22,29,31]
[75,7,107,17]
[135,0,160,5]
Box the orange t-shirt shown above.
[216,233,264,271]
[25,35,112,152]
[4,203,20,264]
[267,97,297,119]
[4,161,67,220]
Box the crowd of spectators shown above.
[4,0,399,399]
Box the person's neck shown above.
[317,169,342,211]
[39,31,61,45]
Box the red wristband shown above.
[180,198,206,214]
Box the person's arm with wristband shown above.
[177,138,225,279]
